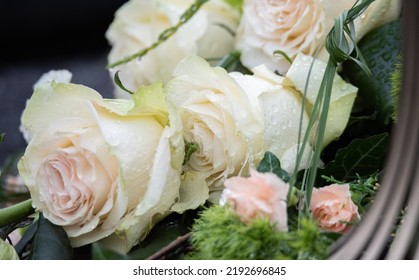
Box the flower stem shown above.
[107,0,209,69]
[0,199,34,228]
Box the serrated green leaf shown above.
[29,214,73,260]
[342,20,401,125]
[257,152,290,182]
[319,133,389,182]
[91,242,130,260]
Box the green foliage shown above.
[292,0,374,210]
[0,239,19,260]
[349,174,378,213]
[390,54,402,122]
[222,0,243,11]
[113,71,134,95]
[322,173,378,214]
[29,214,73,260]
[343,20,401,125]
[318,133,389,182]
[128,213,191,259]
[188,205,335,259]
[257,151,290,182]
[183,141,199,165]
[273,50,292,65]
[0,133,4,144]
[92,243,130,260]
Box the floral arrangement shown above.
[0,0,402,260]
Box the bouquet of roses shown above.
[0,0,401,260]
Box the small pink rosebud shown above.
[220,169,289,231]
[309,184,360,233]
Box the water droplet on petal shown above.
[340,83,349,91]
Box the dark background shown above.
[0,0,128,164]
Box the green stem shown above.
[107,0,209,69]
[0,199,34,228]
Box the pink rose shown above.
[220,169,289,231]
[309,184,359,233]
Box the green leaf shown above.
[14,219,38,256]
[188,205,333,260]
[222,0,243,11]
[0,239,19,260]
[216,51,241,72]
[342,20,401,125]
[183,141,199,165]
[128,213,190,259]
[273,50,292,65]
[319,133,389,182]
[29,214,73,260]
[257,151,290,182]
[114,71,134,95]
[0,133,4,144]
[91,242,130,260]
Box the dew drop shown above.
[272,105,280,113]
[340,83,349,91]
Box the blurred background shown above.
[0,0,128,164]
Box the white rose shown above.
[231,53,358,173]
[17,79,201,253]
[235,0,401,74]
[167,55,264,195]
[106,0,240,98]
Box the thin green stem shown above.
[304,60,336,211]
[107,0,209,69]
[0,199,34,228]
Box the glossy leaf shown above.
[319,133,389,182]
[29,214,73,260]
[343,20,401,125]
[91,242,130,260]
[257,151,290,182]
[128,213,190,259]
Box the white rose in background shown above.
[106,0,240,98]
[231,53,358,174]
[167,55,264,196]
[17,78,202,253]
[235,0,401,74]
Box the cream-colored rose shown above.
[230,53,357,174]
[106,0,240,98]
[167,55,264,195]
[220,169,289,231]
[17,78,201,253]
[309,184,359,233]
[235,0,401,74]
